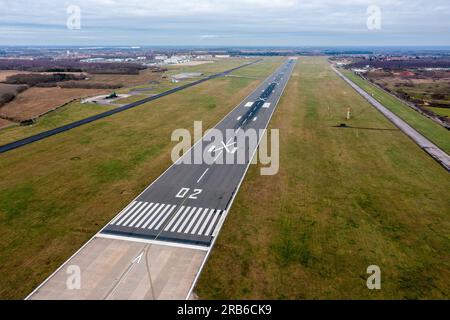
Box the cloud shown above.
[0,0,449,45]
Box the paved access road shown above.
[333,66,450,172]
[101,59,297,247]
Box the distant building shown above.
[195,54,213,60]
[164,55,190,64]
[352,68,369,73]
[215,54,231,58]
[155,55,168,60]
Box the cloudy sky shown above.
[0,0,449,46]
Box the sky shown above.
[0,0,449,46]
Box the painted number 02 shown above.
[175,187,202,199]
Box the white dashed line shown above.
[196,168,209,183]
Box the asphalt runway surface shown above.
[0,60,260,154]
[101,58,296,247]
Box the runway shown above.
[101,58,296,247]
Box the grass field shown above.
[165,58,254,76]
[426,106,450,118]
[0,58,282,299]
[0,87,106,122]
[340,69,450,154]
[0,102,116,146]
[195,57,450,299]
[0,58,259,146]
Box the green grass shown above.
[195,57,450,299]
[425,107,450,117]
[0,57,283,299]
[0,102,116,145]
[341,69,450,154]
[165,58,253,76]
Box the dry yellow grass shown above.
[0,87,107,121]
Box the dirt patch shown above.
[0,70,31,82]
[0,118,14,129]
[0,87,105,122]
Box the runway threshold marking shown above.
[106,201,224,245]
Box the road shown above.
[27,58,296,300]
[333,66,450,172]
[0,59,260,154]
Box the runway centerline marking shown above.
[196,168,209,183]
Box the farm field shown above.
[364,69,450,121]
[0,118,14,129]
[195,57,450,299]
[0,87,106,122]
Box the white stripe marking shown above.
[136,203,161,228]
[147,204,170,229]
[263,102,271,108]
[155,205,177,230]
[244,102,253,107]
[198,209,216,235]
[205,210,221,236]
[128,202,155,227]
[122,202,150,226]
[116,201,144,225]
[164,206,185,231]
[191,208,209,234]
[177,207,197,233]
[237,116,241,120]
[184,207,204,234]
[170,206,191,232]
[97,233,209,251]
[196,168,209,183]
[253,116,257,122]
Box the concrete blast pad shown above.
[29,237,206,300]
